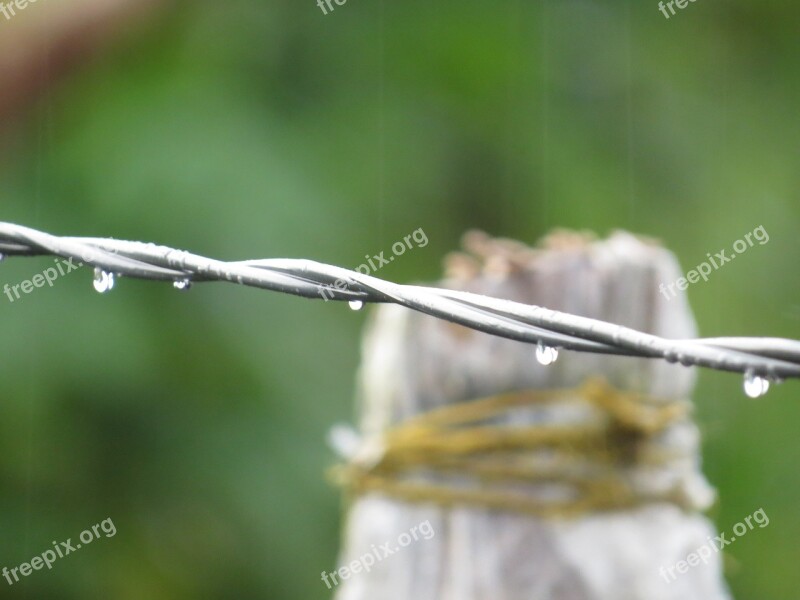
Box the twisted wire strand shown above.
[1,222,799,382]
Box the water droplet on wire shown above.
[535,341,559,366]
[348,300,364,311]
[173,278,192,291]
[92,268,115,294]
[743,370,770,398]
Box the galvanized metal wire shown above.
[1,222,798,386]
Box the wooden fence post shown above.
[331,230,731,600]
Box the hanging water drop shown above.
[348,300,364,311]
[743,370,770,398]
[535,341,559,366]
[173,278,192,291]
[92,268,115,294]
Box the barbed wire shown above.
[1,222,798,394]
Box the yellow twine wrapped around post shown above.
[330,378,692,518]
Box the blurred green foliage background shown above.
[1,0,798,598]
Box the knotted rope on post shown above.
[331,377,703,518]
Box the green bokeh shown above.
[1,1,798,598]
